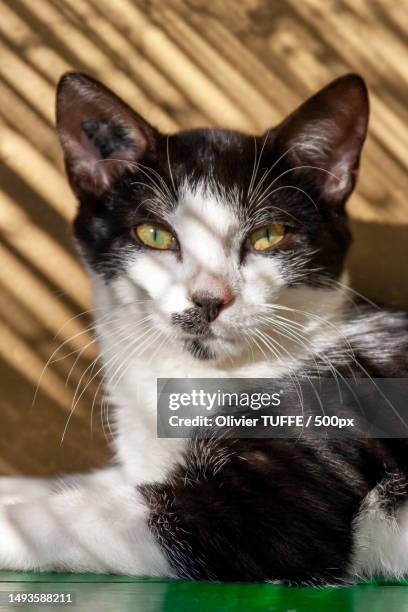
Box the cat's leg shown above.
[0,477,56,504]
[351,479,408,580]
[0,465,125,505]
[0,482,171,575]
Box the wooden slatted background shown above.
[0,0,407,475]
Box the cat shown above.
[0,72,407,585]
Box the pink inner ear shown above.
[291,119,364,201]
[60,113,149,196]
[56,72,158,197]
[322,158,353,200]
[61,126,141,197]
[274,75,369,203]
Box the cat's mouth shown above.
[180,330,237,360]
[182,329,237,350]
[171,309,211,337]
[171,309,237,356]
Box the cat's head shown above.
[56,73,368,362]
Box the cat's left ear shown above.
[273,74,369,204]
[56,72,160,198]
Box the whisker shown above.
[166,135,177,198]
[247,130,270,199]
[107,322,160,389]
[52,308,97,340]
[250,142,299,204]
[252,164,340,210]
[323,278,380,310]
[261,303,355,354]
[110,326,163,390]
[254,184,319,212]
[246,136,259,200]
[251,327,305,416]
[61,316,154,444]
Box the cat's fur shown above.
[1,73,408,584]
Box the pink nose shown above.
[191,294,224,322]
[191,293,234,322]
[189,275,234,321]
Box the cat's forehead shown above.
[170,127,254,155]
[163,128,260,237]
[167,128,260,189]
[172,180,241,237]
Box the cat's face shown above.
[57,73,368,361]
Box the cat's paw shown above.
[0,476,54,505]
[0,477,26,505]
[0,504,26,570]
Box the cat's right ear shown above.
[56,72,159,198]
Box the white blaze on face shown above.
[112,180,347,360]
[172,183,240,302]
[126,182,242,318]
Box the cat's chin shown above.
[183,339,217,360]
[182,334,238,361]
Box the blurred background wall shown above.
[0,0,407,475]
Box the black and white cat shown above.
[1,73,408,584]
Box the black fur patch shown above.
[140,437,382,583]
[73,127,351,285]
[171,308,210,337]
[81,118,135,159]
[140,313,408,584]
[184,339,215,361]
[171,309,217,358]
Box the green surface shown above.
[0,573,408,612]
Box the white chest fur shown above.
[105,345,289,484]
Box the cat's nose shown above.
[192,294,226,323]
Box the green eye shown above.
[135,223,176,250]
[249,223,285,251]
